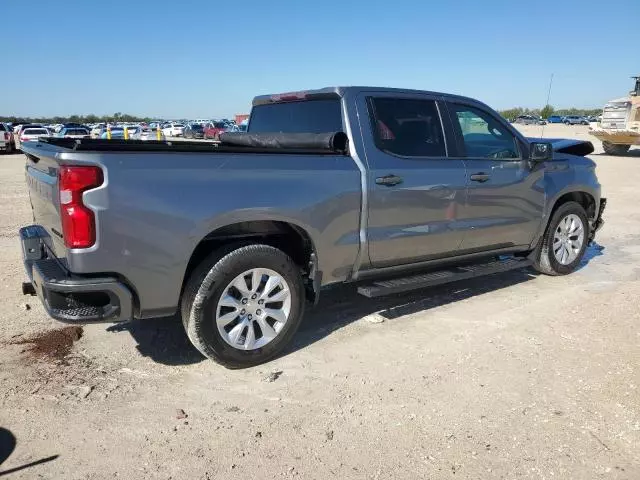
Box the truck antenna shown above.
[541,73,554,138]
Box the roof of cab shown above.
[252,86,479,107]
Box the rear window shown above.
[249,99,342,133]
[190,124,203,130]
[68,129,89,135]
[214,122,226,128]
[24,128,48,135]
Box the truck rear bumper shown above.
[20,225,133,323]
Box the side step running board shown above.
[357,257,532,298]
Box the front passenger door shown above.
[446,102,545,252]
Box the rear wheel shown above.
[181,244,305,368]
[602,142,630,156]
[532,201,589,276]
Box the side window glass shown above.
[451,104,520,159]
[367,97,446,157]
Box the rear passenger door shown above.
[444,102,544,252]
[358,94,467,268]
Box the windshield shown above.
[249,99,343,133]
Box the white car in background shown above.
[162,123,184,137]
[17,127,49,150]
[131,127,165,141]
[124,124,139,137]
[90,124,106,138]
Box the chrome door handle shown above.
[470,173,490,183]
[376,175,403,186]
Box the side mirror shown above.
[530,142,553,162]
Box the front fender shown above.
[531,156,601,246]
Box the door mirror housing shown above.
[530,142,553,162]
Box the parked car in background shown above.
[547,115,564,123]
[17,127,50,149]
[131,127,165,141]
[100,127,125,139]
[563,115,590,125]
[183,123,205,139]
[237,124,248,133]
[514,115,546,125]
[56,127,91,139]
[124,125,139,137]
[1,123,15,154]
[162,123,184,137]
[90,124,105,138]
[13,124,43,138]
[203,121,228,139]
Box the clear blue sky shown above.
[3,0,639,118]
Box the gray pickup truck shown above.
[19,86,606,368]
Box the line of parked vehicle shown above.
[0,118,250,151]
[511,114,602,126]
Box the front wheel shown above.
[602,142,631,156]
[532,201,589,276]
[181,244,305,368]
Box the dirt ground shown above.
[0,125,638,479]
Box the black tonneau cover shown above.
[34,132,349,155]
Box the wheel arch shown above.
[181,219,320,302]
[549,190,596,220]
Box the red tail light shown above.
[59,166,103,248]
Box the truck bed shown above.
[21,134,362,319]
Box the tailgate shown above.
[24,150,66,258]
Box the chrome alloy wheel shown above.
[215,268,291,350]
[553,213,585,265]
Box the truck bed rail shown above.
[34,132,349,155]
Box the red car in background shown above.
[203,121,228,140]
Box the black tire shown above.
[181,244,305,368]
[532,201,589,276]
[602,142,630,156]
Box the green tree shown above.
[498,107,523,120]
[540,104,554,119]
